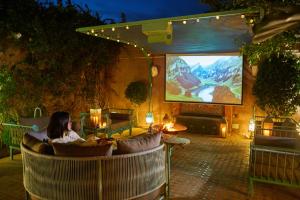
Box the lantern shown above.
[263,117,273,136]
[90,108,102,128]
[146,112,154,124]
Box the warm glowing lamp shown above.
[263,117,273,136]
[146,112,154,124]
[220,118,227,138]
[247,119,255,138]
[90,108,102,128]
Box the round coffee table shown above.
[152,123,187,134]
[164,123,187,134]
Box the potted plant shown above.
[125,80,148,126]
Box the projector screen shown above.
[165,54,243,105]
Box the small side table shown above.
[162,134,190,198]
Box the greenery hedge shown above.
[0,0,121,121]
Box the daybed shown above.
[80,108,133,138]
[249,116,300,195]
[21,139,166,200]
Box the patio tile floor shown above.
[170,133,300,200]
[0,131,299,200]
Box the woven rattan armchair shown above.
[21,143,166,200]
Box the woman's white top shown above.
[29,129,84,143]
[51,130,85,143]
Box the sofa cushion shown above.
[110,113,130,121]
[117,132,161,154]
[23,133,53,155]
[110,120,130,130]
[254,134,296,148]
[52,141,113,157]
[19,117,49,132]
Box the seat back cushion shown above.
[254,134,296,148]
[23,133,54,155]
[110,113,130,121]
[117,132,161,154]
[19,117,49,132]
[52,141,113,157]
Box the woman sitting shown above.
[47,111,85,143]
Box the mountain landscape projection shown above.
[165,55,243,104]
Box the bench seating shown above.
[80,108,133,138]
[249,116,300,195]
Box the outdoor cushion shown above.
[23,133,53,155]
[117,132,161,154]
[19,117,49,132]
[254,134,296,148]
[110,120,130,130]
[52,141,113,157]
[110,113,130,121]
[28,129,48,141]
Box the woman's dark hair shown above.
[47,111,70,139]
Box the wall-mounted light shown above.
[151,65,158,77]
[182,20,187,24]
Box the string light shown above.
[112,27,115,31]
[125,26,129,30]
[182,20,187,24]
[134,44,137,47]
[117,39,120,42]
[91,29,94,33]
[168,21,172,25]
[107,37,110,39]
[249,19,254,23]
[216,16,220,20]
[147,53,151,57]
[101,29,104,33]
[95,33,98,36]
[127,42,130,45]
[241,14,245,19]
[87,32,90,35]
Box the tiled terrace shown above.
[0,132,299,200]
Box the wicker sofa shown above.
[249,116,300,195]
[21,143,166,200]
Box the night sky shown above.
[71,0,210,22]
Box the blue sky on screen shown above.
[180,56,223,67]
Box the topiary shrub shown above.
[125,81,148,106]
[125,81,148,126]
[253,53,300,116]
